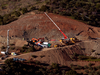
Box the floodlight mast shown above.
[6,30,9,54]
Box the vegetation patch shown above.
[1,46,6,49]
[0,59,73,75]
[44,0,100,27]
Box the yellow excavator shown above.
[59,37,79,45]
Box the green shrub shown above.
[96,65,100,69]
[89,67,93,70]
[88,72,93,75]
[78,55,89,60]
[1,46,5,49]
[22,8,28,14]
[51,63,59,69]
[28,46,34,52]
[39,5,49,12]
[88,63,92,67]
[35,60,40,64]
[84,65,88,69]
[20,48,25,53]
[66,70,78,75]
[14,11,21,17]
[85,69,89,73]
[89,57,97,59]
[77,65,82,69]
[62,70,65,75]
[30,6,36,11]
[22,45,27,49]
[70,63,74,68]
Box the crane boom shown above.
[44,12,68,39]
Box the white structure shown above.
[6,30,9,54]
[1,51,5,54]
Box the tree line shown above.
[40,0,100,27]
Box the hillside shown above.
[0,12,100,75]
[0,12,100,39]
[0,12,100,59]
[44,0,100,27]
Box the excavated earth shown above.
[0,12,100,66]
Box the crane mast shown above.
[6,30,9,54]
[44,12,68,39]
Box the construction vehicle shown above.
[44,12,79,45]
[31,38,44,44]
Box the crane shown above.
[44,12,79,45]
[44,12,68,39]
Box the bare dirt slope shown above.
[0,12,100,40]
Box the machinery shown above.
[31,38,51,48]
[31,38,44,44]
[44,12,78,45]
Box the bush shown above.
[20,48,25,53]
[62,70,65,75]
[30,6,36,11]
[88,63,93,67]
[51,63,59,69]
[39,5,49,12]
[66,70,78,75]
[14,11,21,17]
[89,67,93,70]
[88,72,93,75]
[22,8,28,14]
[89,57,97,59]
[1,46,5,49]
[85,69,89,73]
[70,63,74,68]
[22,45,27,49]
[77,65,82,69]
[96,65,100,69]
[35,60,40,64]
[28,46,35,52]
[84,65,88,69]
[78,55,89,60]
